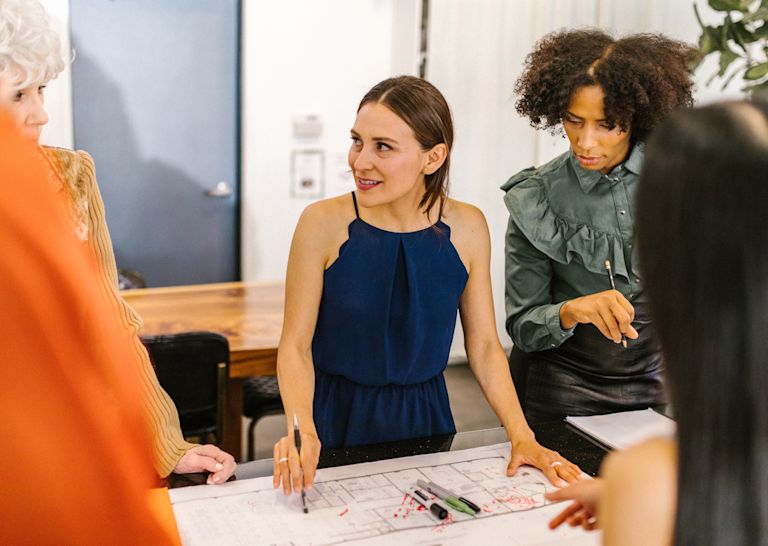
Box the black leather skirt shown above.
[510,303,666,424]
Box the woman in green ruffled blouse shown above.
[502,29,699,422]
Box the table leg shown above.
[223,376,244,461]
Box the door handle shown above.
[205,181,233,197]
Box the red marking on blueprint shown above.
[504,495,537,507]
[404,496,425,512]
[338,508,349,517]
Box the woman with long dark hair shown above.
[546,99,768,545]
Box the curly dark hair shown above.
[514,29,700,142]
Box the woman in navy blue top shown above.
[273,76,580,495]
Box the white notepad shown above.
[565,408,676,450]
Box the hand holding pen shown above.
[558,264,638,345]
[272,415,321,505]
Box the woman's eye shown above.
[375,142,391,151]
[350,136,361,146]
[38,85,46,95]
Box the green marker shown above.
[416,479,477,515]
[443,495,476,515]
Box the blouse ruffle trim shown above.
[502,168,629,280]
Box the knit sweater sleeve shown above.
[69,149,196,476]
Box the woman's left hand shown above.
[507,437,581,486]
[174,444,237,485]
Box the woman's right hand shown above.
[560,290,638,343]
[545,478,603,530]
[272,432,321,495]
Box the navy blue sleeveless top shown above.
[312,192,469,448]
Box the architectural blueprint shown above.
[169,442,599,546]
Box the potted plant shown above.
[695,0,768,96]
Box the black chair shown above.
[142,332,229,445]
[242,376,283,461]
[117,268,146,290]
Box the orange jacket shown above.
[0,112,178,544]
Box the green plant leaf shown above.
[698,25,722,56]
[744,62,768,79]
[708,0,751,11]
[742,7,768,22]
[696,0,768,89]
[729,20,760,44]
[719,48,741,75]
[719,21,732,49]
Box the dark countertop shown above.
[314,421,608,476]
[169,420,609,487]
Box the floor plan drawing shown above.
[169,443,599,546]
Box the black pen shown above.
[408,487,448,520]
[293,414,308,514]
[604,259,627,348]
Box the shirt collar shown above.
[569,142,645,194]
[623,142,644,175]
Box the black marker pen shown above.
[408,487,448,520]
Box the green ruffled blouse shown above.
[501,144,645,353]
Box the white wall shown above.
[240,0,422,282]
[38,0,72,148]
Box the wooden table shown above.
[123,281,284,460]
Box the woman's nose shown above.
[577,127,597,150]
[352,146,374,171]
[27,95,48,127]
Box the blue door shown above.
[70,0,240,286]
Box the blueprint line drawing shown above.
[169,443,599,546]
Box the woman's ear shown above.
[423,143,448,175]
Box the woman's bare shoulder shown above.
[600,437,677,546]
[441,198,488,232]
[439,199,490,272]
[603,436,677,481]
[298,194,355,229]
[292,194,357,266]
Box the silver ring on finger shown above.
[550,461,563,469]
[278,457,289,463]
